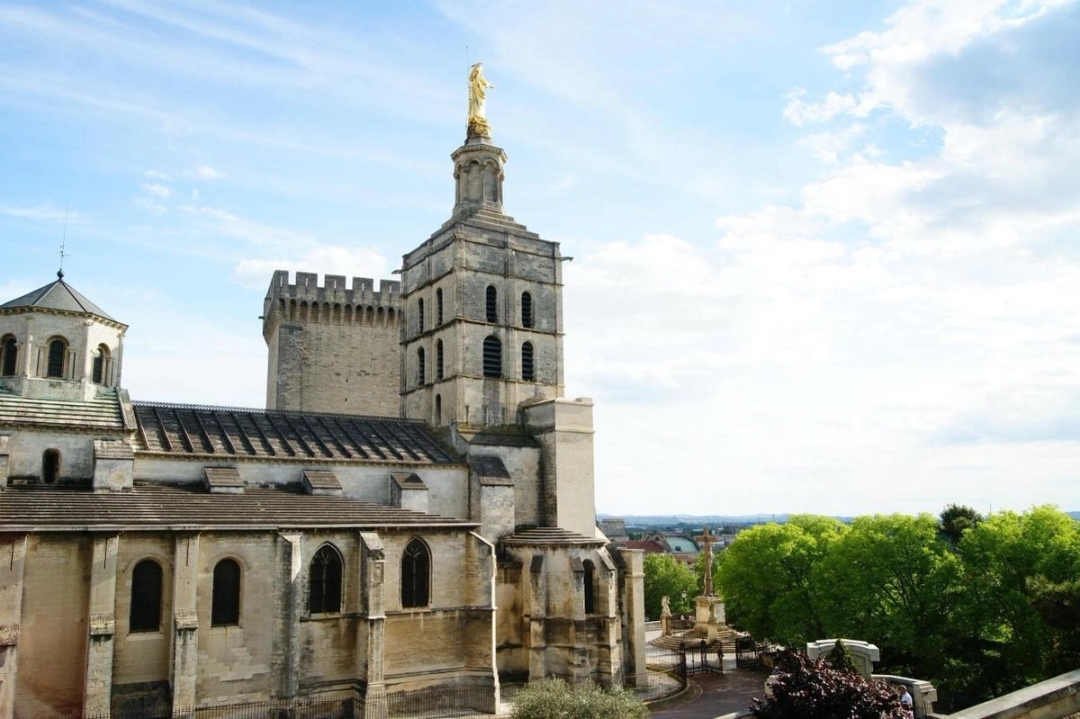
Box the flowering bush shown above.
[511,678,649,719]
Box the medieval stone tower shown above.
[262,271,401,415]
[400,133,565,428]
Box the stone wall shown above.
[263,271,401,416]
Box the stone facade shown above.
[0,123,644,717]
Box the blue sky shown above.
[2,0,1079,516]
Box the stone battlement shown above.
[265,270,401,308]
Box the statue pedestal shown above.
[693,596,725,641]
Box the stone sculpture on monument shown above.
[468,62,494,138]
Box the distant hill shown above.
[600,511,1079,527]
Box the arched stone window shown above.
[436,288,444,325]
[583,559,597,615]
[401,538,431,608]
[418,298,425,334]
[46,337,68,379]
[130,559,163,632]
[92,344,110,384]
[521,342,535,382]
[521,291,534,328]
[417,347,426,386]
[436,340,444,381]
[483,336,502,378]
[435,394,442,424]
[309,545,343,614]
[42,449,60,484]
[486,285,498,323]
[0,335,17,377]
[212,559,241,626]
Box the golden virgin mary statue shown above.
[468,63,493,137]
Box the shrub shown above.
[752,650,908,719]
[824,639,858,673]
[511,678,649,719]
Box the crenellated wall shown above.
[262,271,402,416]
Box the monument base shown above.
[693,595,726,642]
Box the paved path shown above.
[653,667,768,719]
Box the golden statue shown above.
[468,63,494,137]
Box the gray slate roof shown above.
[0,387,125,430]
[0,276,118,323]
[133,401,459,465]
[0,482,474,531]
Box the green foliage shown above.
[940,504,983,546]
[824,639,858,673]
[642,553,697,620]
[752,650,908,719]
[715,515,846,645]
[511,678,649,719]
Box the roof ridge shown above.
[132,399,427,425]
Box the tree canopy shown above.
[642,553,697,620]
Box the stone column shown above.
[275,533,303,699]
[84,534,119,717]
[359,533,386,719]
[618,549,646,684]
[171,534,200,713]
[0,535,27,719]
[527,553,547,680]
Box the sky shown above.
[2,0,1079,518]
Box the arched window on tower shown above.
[436,288,444,325]
[417,347,426,386]
[130,559,163,632]
[401,538,431,608]
[418,298,425,334]
[0,335,17,377]
[92,344,110,385]
[212,559,241,626]
[483,336,502,378]
[521,291,534,328]
[436,340,444,381]
[521,342,535,382]
[42,449,60,484]
[46,337,68,379]
[309,545,343,614]
[583,560,597,615]
[486,285,498,323]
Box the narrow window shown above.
[486,285,498,323]
[436,340,444,381]
[483,336,502,378]
[212,559,241,626]
[435,394,442,424]
[583,560,597,614]
[402,538,431,608]
[521,291,534,328]
[417,347,426,386]
[42,449,60,484]
[0,335,16,377]
[46,338,67,378]
[309,545,343,614]
[436,288,444,325]
[522,342,535,382]
[92,344,110,384]
[130,559,163,632]
[418,298,425,333]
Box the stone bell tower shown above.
[399,74,565,429]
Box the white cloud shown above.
[141,183,171,198]
[551,173,578,192]
[180,204,311,248]
[143,169,171,180]
[186,165,225,180]
[783,90,858,126]
[231,246,391,290]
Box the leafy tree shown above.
[642,553,697,620]
[751,650,908,719]
[511,678,649,719]
[1029,576,1080,675]
[952,506,1080,696]
[814,513,961,681]
[716,515,846,645]
[940,504,983,546]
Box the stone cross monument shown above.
[695,526,716,596]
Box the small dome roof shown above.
[0,275,118,323]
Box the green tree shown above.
[512,678,649,719]
[642,553,697,620]
[716,515,846,645]
[939,503,983,546]
[814,513,961,681]
[824,639,858,673]
[952,506,1080,696]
